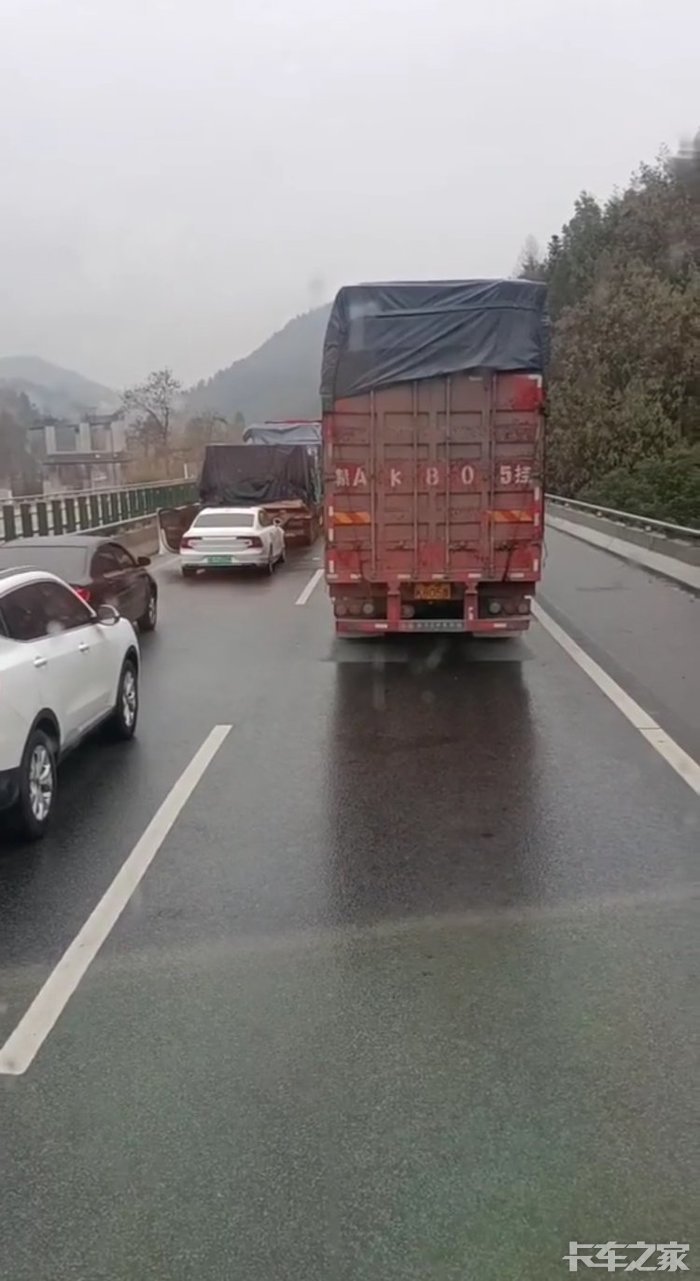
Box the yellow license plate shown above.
[415,583,450,601]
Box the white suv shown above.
[0,568,140,840]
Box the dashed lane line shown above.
[295,567,324,606]
[0,724,232,1076]
[533,602,700,796]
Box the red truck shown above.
[321,280,548,635]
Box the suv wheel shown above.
[16,729,57,841]
[108,659,139,740]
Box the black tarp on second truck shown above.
[157,444,322,552]
[199,444,319,507]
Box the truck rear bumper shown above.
[335,618,530,636]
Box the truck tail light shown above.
[401,604,415,619]
[487,600,503,615]
[75,586,92,603]
[361,601,375,616]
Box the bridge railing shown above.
[0,479,197,543]
[545,494,700,542]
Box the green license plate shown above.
[207,555,233,565]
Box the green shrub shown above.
[578,444,700,527]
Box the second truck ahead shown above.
[158,441,322,553]
[321,279,548,635]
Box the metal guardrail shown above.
[546,494,700,541]
[0,479,197,543]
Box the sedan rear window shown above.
[192,512,256,528]
[0,544,89,580]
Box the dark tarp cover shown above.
[199,444,319,506]
[320,279,549,406]
[243,421,321,448]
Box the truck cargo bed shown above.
[324,371,544,633]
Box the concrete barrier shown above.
[547,508,700,590]
[107,518,161,559]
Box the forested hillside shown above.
[526,133,700,523]
[0,356,117,418]
[186,305,331,421]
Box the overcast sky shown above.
[1,0,698,389]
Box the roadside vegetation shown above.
[521,131,700,525]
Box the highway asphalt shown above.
[0,526,698,1280]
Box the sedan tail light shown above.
[247,537,263,548]
[75,586,92,603]
[180,537,196,550]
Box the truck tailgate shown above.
[325,372,543,584]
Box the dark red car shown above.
[0,536,158,630]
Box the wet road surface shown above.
[0,528,698,1280]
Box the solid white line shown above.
[532,602,700,796]
[295,567,324,606]
[0,724,232,1076]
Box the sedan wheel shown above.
[16,729,57,840]
[138,588,158,632]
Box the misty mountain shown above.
[0,355,118,418]
[186,305,331,421]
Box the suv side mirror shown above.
[97,603,120,626]
[137,555,151,567]
[273,518,283,527]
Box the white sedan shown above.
[179,507,286,577]
[0,568,139,839]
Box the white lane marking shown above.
[533,602,700,796]
[295,567,324,606]
[0,724,232,1076]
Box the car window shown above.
[109,544,136,571]
[91,546,122,576]
[193,512,256,528]
[257,510,270,527]
[37,581,95,633]
[0,584,50,641]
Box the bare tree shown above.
[184,411,230,450]
[514,234,546,280]
[0,389,41,494]
[122,369,182,455]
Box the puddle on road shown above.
[325,636,535,665]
